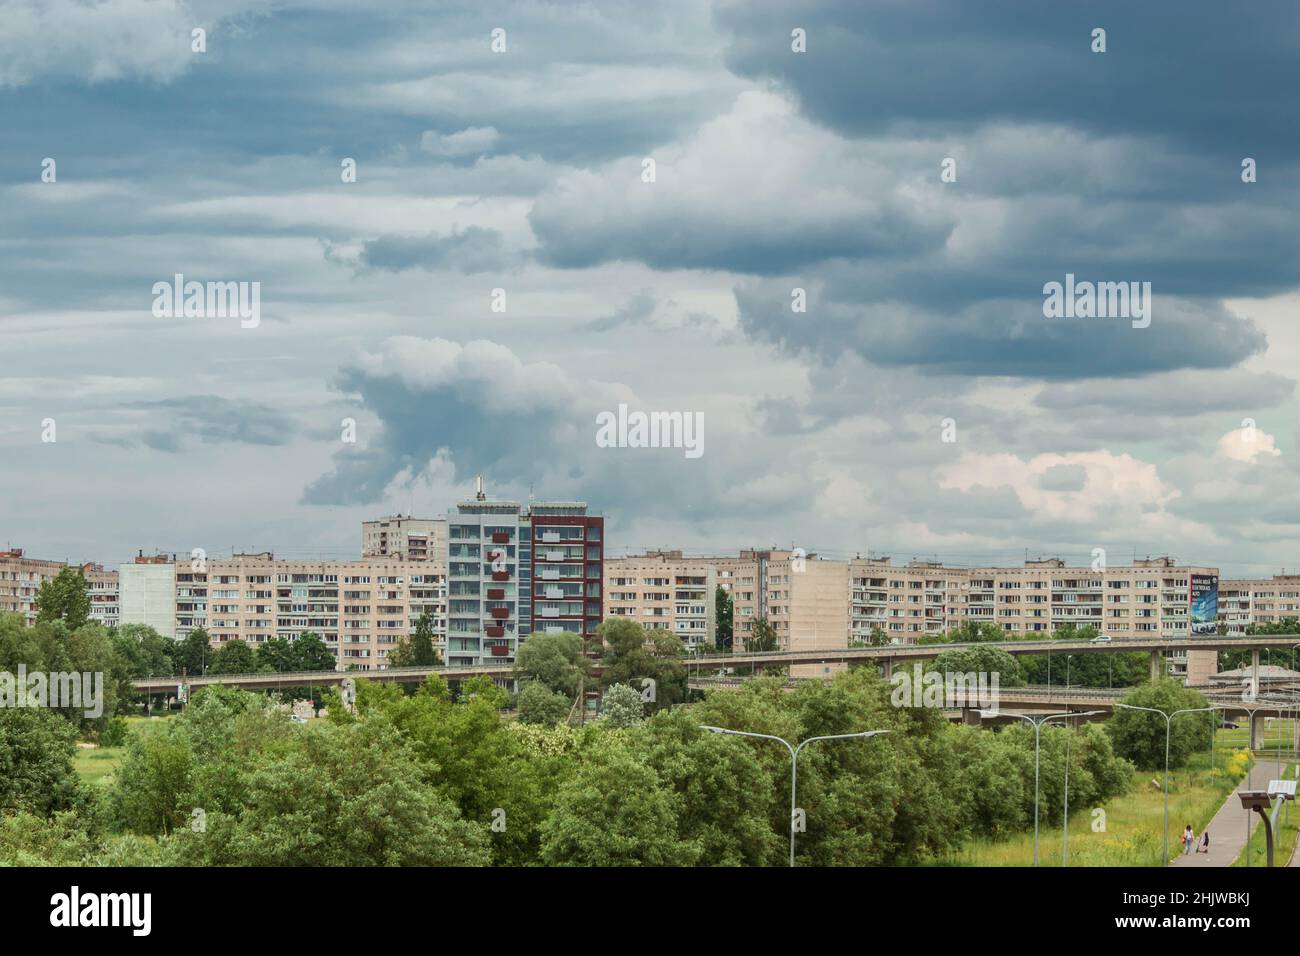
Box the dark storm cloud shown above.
[736,281,1266,380]
[715,0,1300,153]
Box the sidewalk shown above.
[1169,762,1278,867]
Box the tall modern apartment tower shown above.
[445,480,603,667]
[529,501,604,654]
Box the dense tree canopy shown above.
[34,567,91,631]
[1107,680,1215,770]
[3,635,1141,867]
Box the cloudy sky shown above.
[3,0,1299,576]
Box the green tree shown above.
[387,637,415,668]
[0,707,86,816]
[34,567,90,631]
[255,636,296,673]
[747,617,779,652]
[291,631,337,671]
[409,611,441,666]
[641,708,784,865]
[175,720,490,866]
[174,628,213,676]
[0,812,95,866]
[540,742,699,866]
[516,680,572,726]
[1021,650,1149,688]
[1107,680,1214,770]
[599,682,645,728]
[113,720,195,835]
[0,615,126,730]
[513,631,591,696]
[346,676,554,866]
[110,624,177,679]
[597,618,686,712]
[929,645,1026,688]
[715,585,733,650]
[209,639,256,675]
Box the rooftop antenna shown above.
[529,483,535,505]
[475,475,486,501]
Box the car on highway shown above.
[1089,635,1112,644]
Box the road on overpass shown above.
[130,634,1300,695]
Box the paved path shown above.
[1170,762,1283,867]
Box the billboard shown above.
[1189,574,1219,635]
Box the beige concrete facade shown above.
[605,551,716,649]
[0,549,64,624]
[711,549,853,674]
[1219,576,1300,634]
[83,564,120,628]
[176,552,447,670]
[362,516,447,562]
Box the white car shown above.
[1089,635,1111,644]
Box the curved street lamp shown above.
[701,725,890,866]
[1116,702,1217,865]
[977,709,1078,865]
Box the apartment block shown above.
[1219,576,1300,634]
[848,555,1219,682]
[445,484,603,667]
[850,558,967,642]
[530,503,604,652]
[362,516,447,561]
[82,563,120,628]
[174,552,447,671]
[605,551,716,649]
[447,495,529,667]
[0,549,64,624]
[714,549,851,676]
[118,554,178,637]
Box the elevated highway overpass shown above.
[131,634,1297,695]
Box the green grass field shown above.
[948,742,1251,867]
[1231,784,1299,867]
[73,715,172,788]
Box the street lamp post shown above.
[978,709,1078,865]
[701,725,889,866]
[1213,700,1272,868]
[1116,703,1217,865]
[1060,709,1105,866]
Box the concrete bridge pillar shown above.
[962,708,982,726]
[1251,649,1261,699]
[1150,650,1161,682]
[1251,712,1266,750]
[882,658,892,680]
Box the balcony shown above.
[492,571,510,582]
[545,587,564,599]
[486,588,505,600]
[490,644,511,657]
[492,532,510,544]
[485,625,505,638]
[490,608,510,620]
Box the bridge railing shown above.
[133,662,510,685]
